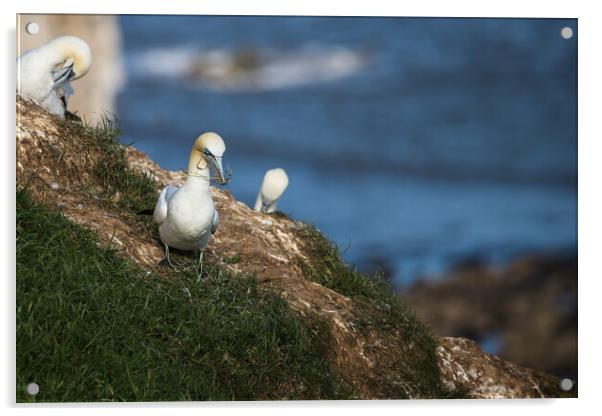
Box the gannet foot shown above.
[158,244,183,270]
[195,250,204,282]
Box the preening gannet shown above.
[254,168,289,213]
[17,36,92,117]
[153,132,229,275]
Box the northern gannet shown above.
[254,168,289,213]
[17,36,92,117]
[154,132,229,275]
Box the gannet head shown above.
[260,168,289,213]
[192,132,229,185]
[49,36,92,81]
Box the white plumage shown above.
[154,132,228,267]
[17,36,92,117]
[254,168,289,213]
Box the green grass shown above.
[296,224,467,399]
[61,117,159,215]
[296,224,398,299]
[16,190,343,402]
[17,114,466,400]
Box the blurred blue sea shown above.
[117,16,577,286]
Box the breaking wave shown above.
[128,44,369,92]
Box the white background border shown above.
[3,1,599,414]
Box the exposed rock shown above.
[401,255,577,380]
[15,96,575,399]
[437,337,571,398]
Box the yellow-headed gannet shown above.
[17,36,92,117]
[154,132,229,276]
[254,168,289,213]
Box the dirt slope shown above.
[16,96,574,399]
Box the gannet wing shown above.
[211,209,220,235]
[153,185,179,225]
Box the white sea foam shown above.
[129,44,369,92]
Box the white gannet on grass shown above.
[153,132,229,277]
[17,36,92,117]
[254,168,289,213]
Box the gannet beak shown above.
[209,155,228,185]
[52,62,75,85]
[261,199,273,213]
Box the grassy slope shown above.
[296,225,463,399]
[16,190,341,402]
[60,118,158,215]
[16,117,457,401]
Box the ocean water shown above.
[117,16,577,285]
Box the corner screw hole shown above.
[560,378,573,391]
[560,26,573,40]
[26,382,39,396]
[25,22,40,35]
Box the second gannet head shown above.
[188,132,229,185]
[255,168,289,213]
[47,36,92,81]
[17,35,92,116]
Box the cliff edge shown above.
[16,96,574,400]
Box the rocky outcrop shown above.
[15,96,575,399]
[401,256,577,380]
[437,337,572,398]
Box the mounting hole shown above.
[560,378,573,391]
[26,382,39,396]
[560,26,573,40]
[25,22,39,35]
